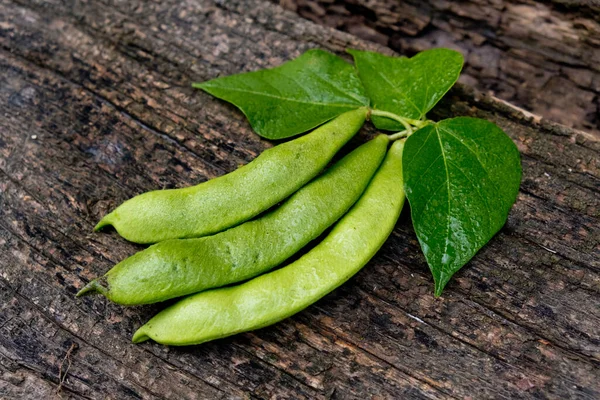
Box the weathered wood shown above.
[0,0,598,398]
[277,0,600,137]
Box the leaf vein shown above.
[406,127,436,170]
[412,179,448,223]
[372,68,423,118]
[446,159,493,238]
[438,126,489,178]
[438,125,504,209]
[201,84,359,108]
[307,68,366,105]
[407,153,443,192]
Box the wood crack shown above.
[379,254,600,365]
[520,153,600,196]
[0,168,122,266]
[0,46,230,178]
[363,287,594,392]
[2,360,94,400]
[464,295,600,366]
[304,308,462,400]
[231,342,328,398]
[0,276,168,400]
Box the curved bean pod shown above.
[95,108,368,244]
[78,135,388,305]
[132,140,406,346]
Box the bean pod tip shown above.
[132,328,150,344]
[94,214,114,232]
[76,279,108,298]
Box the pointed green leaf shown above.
[348,48,464,131]
[403,117,521,296]
[194,49,369,139]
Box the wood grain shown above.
[277,0,600,137]
[0,0,599,398]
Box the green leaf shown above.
[402,117,521,296]
[348,48,464,131]
[194,49,369,139]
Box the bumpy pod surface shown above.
[79,136,388,305]
[132,140,406,346]
[95,108,368,244]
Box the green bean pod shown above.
[132,140,406,346]
[78,136,389,305]
[95,108,368,244]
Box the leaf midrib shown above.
[432,124,503,288]
[439,125,502,220]
[201,84,363,108]
[435,125,452,286]
[372,66,423,119]
[446,158,493,241]
[306,68,367,105]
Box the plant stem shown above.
[403,117,428,129]
[370,109,430,130]
[370,109,413,135]
[387,131,409,141]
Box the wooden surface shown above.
[1,0,599,398]
[278,0,600,137]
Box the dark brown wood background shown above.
[1,0,599,399]
[277,0,600,138]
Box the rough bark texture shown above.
[0,0,599,399]
[277,0,600,137]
